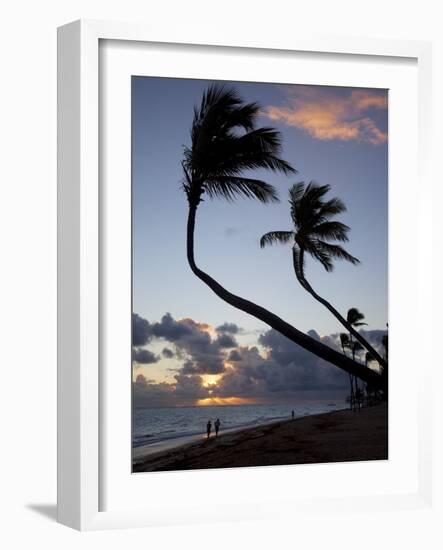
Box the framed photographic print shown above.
[57,20,433,530]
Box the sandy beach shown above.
[133,403,388,472]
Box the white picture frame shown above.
[57,19,433,531]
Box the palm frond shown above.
[316,241,360,267]
[205,176,279,203]
[221,102,260,132]
[304,181,331,203]
[260,230,294,248]
[310,221,351,242]
[307,244,334,272]
[347,308,366,325]
[184,86,296,206]
[318,197,347,218]
[288,181,306,200]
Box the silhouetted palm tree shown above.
[340,333,350,355]
[260,182,387,372]
[340,333,355,409]
[351,340,364,400]
[347,308,367,401]
[347,308,367,332]
[182,85,382,387]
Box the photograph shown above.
[131,77,389,473]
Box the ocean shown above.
[132,401,346,451]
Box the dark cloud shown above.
[133,373,209,407]
[132,347,159,364]
[215,322,241,334]
[215,333,238,349]
[132,313,152,346]
[162,347,174,359]
[216,336,347,398]
[132,313,387,407]
[181,360,198,375]
[151,313,194,341]
[228,349,242,362]
[136,313,228,375]
[133,374,180,407]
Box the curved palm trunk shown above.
[187,205,383,388]
[294,249,387,372]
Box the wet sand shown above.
[133,403,388,472]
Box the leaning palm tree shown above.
[260,181,387,371]
[182,85,382,387]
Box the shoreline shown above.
[133,403,387,472]
[132,408,344,461]
[132,415,307,462]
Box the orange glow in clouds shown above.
[196,396,256,406]
[201,374,222,388]
[265,88,388,145]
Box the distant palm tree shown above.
[340,333,351,355]
[260,182,387,372]
[350,340,363,362]
[340,333,355,409]
[182,85,382,387]
[350,340,364,400]
[347,308,367,401]
[347,308,367,335]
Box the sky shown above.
[131,77,388,407]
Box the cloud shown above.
[136,312,229,375]
[215,322,241,334]
[133,372,209,407]
[162,347,175,359]
[215,333,238,349]
[227,349,242,362]
[132,313,152,346]
[132,347,159,364]
[264,86,388,145]
[132,313,387,407]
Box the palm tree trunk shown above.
[348,373,354,410]
[187,205,383,388]
[294,249,387,371]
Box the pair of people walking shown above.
[206,418,221,439]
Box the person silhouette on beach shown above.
[291,410,295,419]
[206,420,212,439]
[215,418,221,437]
